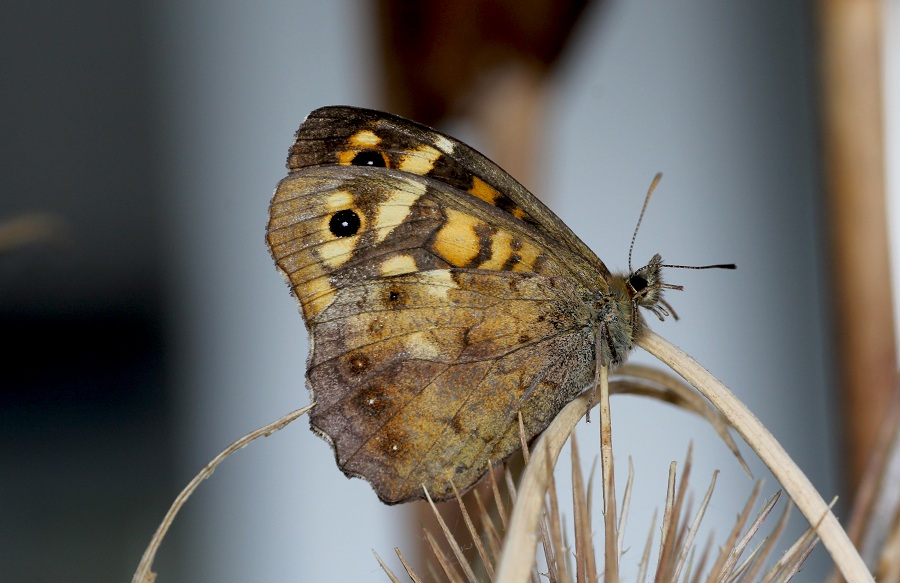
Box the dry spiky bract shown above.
[128,328,873,582]
[385,360,824,583]
[388,425,817,583]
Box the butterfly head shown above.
[593,254,683,367]
[626,253,682,322]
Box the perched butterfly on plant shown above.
[266,106,733,504]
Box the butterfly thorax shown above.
[594,253,666,367]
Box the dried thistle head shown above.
[383,362,820,583]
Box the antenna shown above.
[660,262,737,271]
[627,173,737,273]
[628,172,663,272]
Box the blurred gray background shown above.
[1,1,845,581]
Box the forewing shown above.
[287,105,610,278]
[267,165,602,321]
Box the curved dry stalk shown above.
[131,405,313,583]
[638,331,873,583]
[612,364,749,475]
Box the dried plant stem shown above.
[494,387,596,583]
[131,405,313,583]
[598,364,620,581]
[638,331,873,583]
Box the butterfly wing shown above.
[287,105,610,279]
[268,165,600,503]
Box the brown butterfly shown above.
[267,106,710,504]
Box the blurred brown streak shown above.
[377,0,595,188]
[817,0,897,500]
[376,0,591,126]
[375,0,597,572]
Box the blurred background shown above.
[2,1,898,581]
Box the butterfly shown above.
[267,106,687,504]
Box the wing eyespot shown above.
[329,209,361,237]
[351,150,388,167]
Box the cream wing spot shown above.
[349,129,381,148]
[433,134,454,154]
[325,190,356,214]
[373,182,425,242]
[319,237,357,269]
[405,331,441,360]
[380,254,418,277]
[418,270,457,301]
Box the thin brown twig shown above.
[131,405,313,583]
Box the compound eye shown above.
[629,274,648,293]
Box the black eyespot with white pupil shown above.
[351,150,386,167]
[329,209,361,237]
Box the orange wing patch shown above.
[397,144,443,175]
[468,176,530,221]
[431,209,485,267]
[468,176,501,205]
[432,208,546,273]
[481,230,543,272]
